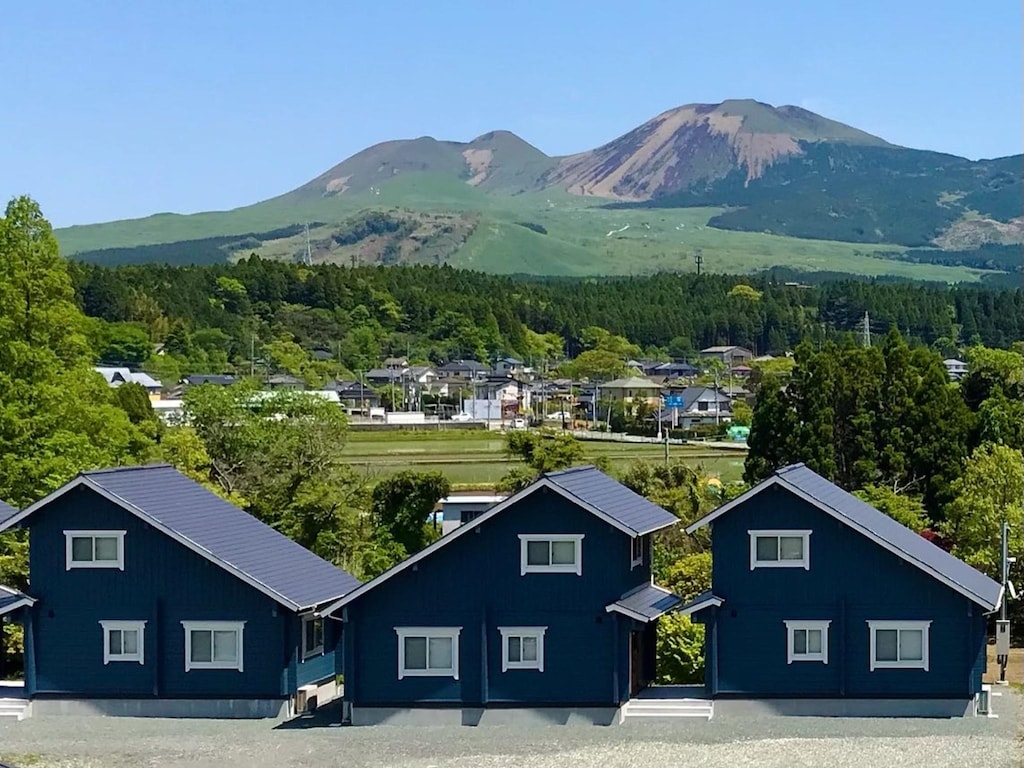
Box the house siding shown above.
[343,487,648,707]
[27,487,294,700]
[707,485,986,699]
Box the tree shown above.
[656,614,705,684]
[852,485,928,532]
[560,350,629,382]
[0,196,154,507]
[371,471,451,554]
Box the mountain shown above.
[57,100,1022,284]
[545,99,891,200]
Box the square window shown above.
[396,628,460,679]
[519,536,583,575]
[499,627,546,672]
[785,620,829,664]
[750,531,810,570]
[631,536,644,568]
[66,531,125,570]
[100,620,145,665]
[182,622,245,672]
[868,621,930,671]
[302,616,325,659]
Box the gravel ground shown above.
[1,691,1020,768]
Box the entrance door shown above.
[629,631,644,696]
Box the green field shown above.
[342,430,748,488]
[56,173,991,282]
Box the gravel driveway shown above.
[1,691,1020,768]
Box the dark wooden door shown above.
[629,632,643,696]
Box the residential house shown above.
[321,466,682,725]
[325,380,380,411]
[649,362,700,382]
[672,386,732,428]
[266,373,306,390]
[944,359,968,381]
[438,360,491,381]
[681,463,1001,717]
[94,367,163,400]
[599,377,663,409]
[365,368,403,387]
[0,465,360,718]
[183,374,237,388]
[383,357,409,370]
[482,375,532,415]
[407,366,437,385]
[438,494,507,536]
[700,346,754,366]
[494,357,526,376]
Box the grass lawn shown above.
[985,645,1023,686]
[343,430,747,488]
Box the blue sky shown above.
[2,1,1020,227]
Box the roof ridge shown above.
[543,464,597,478]
[82,463,173,476]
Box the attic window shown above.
[65,530,126,571]
[749,530,811,570]
[631,535,645,569]
[519,534,584,575]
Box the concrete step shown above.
[621,698,713,721]
[0,698,30,720]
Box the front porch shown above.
[621,685,714,721]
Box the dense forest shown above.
[69,258,1024,384]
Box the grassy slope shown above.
[57,171,988,282]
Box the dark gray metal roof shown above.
[75,466,360,610]
[774,464,1001,611]
[0,500,16,527]
[676,589,724,615]
[543,466,680,536]
[607,583,682,622]
[0,585,34,616]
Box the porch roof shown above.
[0,585,35,617]
[606,583,681,623]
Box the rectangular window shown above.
[868,620,931,671]
[302,615,325,659]
[65,530,126,570]
[498,626,546,672]
[748,530,811,570]
[181,621,245,672]
[518,534,584,575]
[396,627,461,680]
[784,620,830,664]
[630,535,644,568]
[100,620,145,665]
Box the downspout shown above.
[24,606,36,697]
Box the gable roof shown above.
[1,466,360,612]
[602,376,662,390]
[0,585,35,617]
[606,583,681,623]
[686,463,1002,612]
[320,466,679,616]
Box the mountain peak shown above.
[545,99,890,200]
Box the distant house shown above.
[94,367,163,400]
[266,373,306,390]
[600,377,663,408]
[182,374,237,388]
[482,375,532,414]
[437,494,507,536]
[326,380,380,411]
[0,465,360,718]
[649,362,700,381]
[438,360,491,381]
[321,467,683,725]
[383,357,409,370]
[407,366,437,385]
[943,359,968,381]
[672,386,732,427]
[700,346,754,366]
[682,463,1001,717]
[365,368,402,387]
[494,357,526,376]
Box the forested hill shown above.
[70,259,1023,377]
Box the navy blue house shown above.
[683,463,1002,717]
[0,465,360,718]
[321,466,682,725]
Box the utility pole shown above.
[694,248,704,276]
[996,521,1014,684]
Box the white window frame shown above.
[748,529,811,570]
[301,614,325,660]
[630,535,644,569]
[395,627,461,680]
[518,534,584,575]
[99,620,146,665]
[784,620,830,664]
[65,530,126,571]
[867,620,931,671]
[181,621,245,672]
[498,626,547,672]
